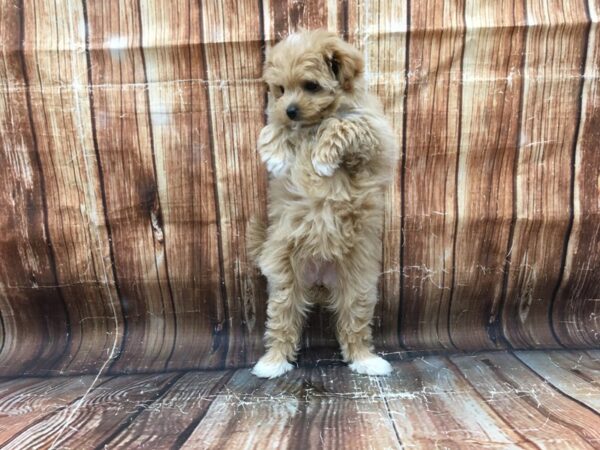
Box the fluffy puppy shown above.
[248,30,397,378]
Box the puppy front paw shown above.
[312,118,347,177]
[262,152,288,176]
[258,124,291,177]
[312,155,340,177]
[348,355,393,376]
[312,138,342,177]
[252,355,294,378]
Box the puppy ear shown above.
[323,37,364,91]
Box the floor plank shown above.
[450,352,600,449]
[0,376,106,445]
[514,350,600,412]
[1,373,176,450]
[103,370,232,449]
[382,356,534,449]
[0,351,599,449]
[180,365,402,450]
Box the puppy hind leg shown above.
[331,283,392,376]
[252,282,309,378]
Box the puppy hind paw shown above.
[252,356,294,379]
[348,355,393,376]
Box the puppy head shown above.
[263,30,364,126]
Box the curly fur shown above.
[249,30,398,378]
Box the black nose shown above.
[286,105,299,120]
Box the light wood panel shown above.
[0,0,69,375]
[401,0,465,350]
[449,0,525,350]
[500,0,590,347]
[552,0,600,348]
[0,1,597,375]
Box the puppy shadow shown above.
[296,304,345,369]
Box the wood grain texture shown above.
[84,0,175,375]
[500,0,590,348]
[451,352,600,448]
[0,0,69,375]
[1,373,176,449]
[100,370,232,449]
[552,0,600,348]
[449,0,526,350]
[179,366,401,450]
[137,0,229,371]
[1,351,600,448]
[381,356,537,448]
[198,0,270,369]
[515,350,600,412]
[0,1,598,376]
[401,0,465,350]
[0,375,106,443]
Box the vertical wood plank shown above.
[263,0,329,43]
[448,1,526,349]
[347,1,407,350]
[401,0,465,350]
[500,0,590,348]
[85,0,176,372]
[0,0,69,375]
[552,0,600,348]
[138,0,228,370]
[200,0,268,367]
[20,0,123,373]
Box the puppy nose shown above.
[286,105,299,120]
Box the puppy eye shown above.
[273,85,285,98]
[303,81,321,93]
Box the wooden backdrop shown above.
[0,0,598,376]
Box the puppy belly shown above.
[302,259,337,288]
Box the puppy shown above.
[248,30,397,378]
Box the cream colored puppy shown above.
[248,30,397,378]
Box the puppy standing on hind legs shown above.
[248,30,398,379]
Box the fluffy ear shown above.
[323,36,364,91]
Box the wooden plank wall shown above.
[0,0,597,376]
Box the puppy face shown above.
[263,30,364,126]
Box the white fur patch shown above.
[262,153,289,177]
[286,33,302,45]
[312,159,338,177]
[252,357,294,379]
[349,355,393,376]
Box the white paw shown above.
[252,357,294,379]
[312,158,338,177]
[349,355,393,376]
[262,153,288,177]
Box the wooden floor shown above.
[0,351,598,449]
